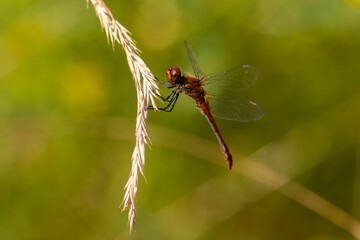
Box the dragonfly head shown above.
[166,66,182,84]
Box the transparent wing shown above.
[184,40,205,79]
[209,96,263,122]
[204,65,258,91]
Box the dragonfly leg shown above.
[147,85,180,111]
[149,78,178,103]
[147,92,167,110]
[155,77,175,89]
[153,92,168,102]
[148,91,179,112]
[158,92,179,112]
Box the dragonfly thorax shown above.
[166,66,182,84]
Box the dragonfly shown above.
[151,40,263,169]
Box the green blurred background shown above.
[1,0,360,239]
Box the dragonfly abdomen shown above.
[197,101,233,169]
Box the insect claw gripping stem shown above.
[147,92,179,112]
[147,81,180,113]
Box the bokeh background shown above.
[1,0,360,239]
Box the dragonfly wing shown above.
[184,40,205,79]
[204,65,259,91]
[209,96,263,122]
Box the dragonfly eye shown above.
[166,66,181,83]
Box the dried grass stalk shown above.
[87,0,160,232]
